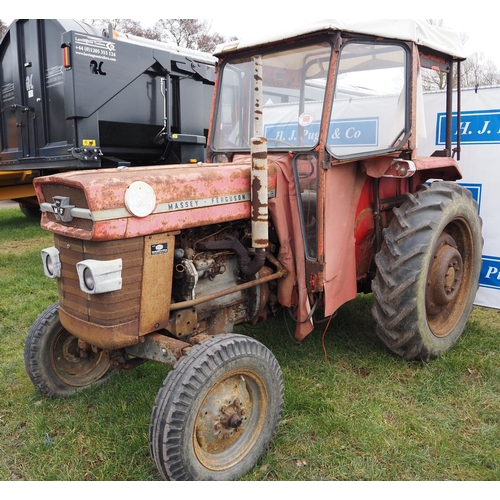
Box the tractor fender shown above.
[361,155,462,182]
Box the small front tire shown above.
[149,334,284,480]
[24,302,113,397]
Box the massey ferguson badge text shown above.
[166,193,249,212]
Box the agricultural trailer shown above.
[0,19,215,214]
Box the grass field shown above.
[0,206,499,481]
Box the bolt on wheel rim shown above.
[425,221,474,338]
[193,369,268,471]
[50,328,110,387]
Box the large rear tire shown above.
[372,182,483,361]
[149,334,284,480]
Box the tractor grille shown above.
[42,184,93,231]
[54,234,144,326]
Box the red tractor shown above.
[25,20,482,480]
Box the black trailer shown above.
[0,19,216,174]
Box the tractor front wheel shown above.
[24,302,113,397]
[149,334,284,480]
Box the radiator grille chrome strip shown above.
[40,190,276,222]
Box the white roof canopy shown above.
[215,19,466,60]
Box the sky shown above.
[3,2,499,67]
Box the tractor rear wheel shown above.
[372,182,483,360]
[149,334,284,480]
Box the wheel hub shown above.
[195,375,252,455]
[52,328,110,386]
[62,337,82,363]
[192,368,270,472]
[426,233,463,318]
[218,398,245,430]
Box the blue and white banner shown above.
[264,117,379,148]
[436,109,500,145]
[423,87,500,309]
[480,256,500,291]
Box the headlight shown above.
[83,267,96,291]
[41,247,61,278]
[124,181,156,217]
[76,259,122,294]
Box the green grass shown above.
[1,207,499,481]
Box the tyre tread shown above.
[149,334,283,481]
[24,301,112,398]
[372,181,482,360]
[24,302,61,398]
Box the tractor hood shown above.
[35,161,277,241]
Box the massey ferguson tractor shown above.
[25,20,483,480]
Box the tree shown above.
[84,19,158,40]
[0,19,8,39]
[460,52,500,88]
[151,19,228,52]
[83,19,232,53]
[422,19,500,91]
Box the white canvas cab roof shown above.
[215,19,466,60]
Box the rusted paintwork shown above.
[49,326,111,385]
[192,368,269,469]
[167,307,198,338]
[426,233,464,323]
[34,162,277,241]
[125,333,191,365]
[59,305,140,350]
[412,156,462,181]
[250,137,269,249]
[139,232,176,335]
[250,55,269,251]
[54,233,144,349]
[252,55,264,137]
[425,217,476,339]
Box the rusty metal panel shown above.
[35,162,278,241]
[126,333,191,365]
[323,163,367,317]
[412,156,462,180]
[59,306,140,350]
[139,233,175,335]
[250,137,269,249]
[167,307,198,337]
[55,234,144,326]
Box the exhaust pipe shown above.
[250,55,268,272]
[251,136,268,249]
